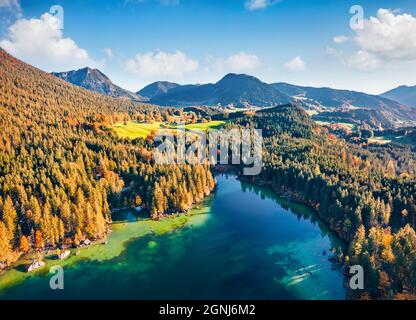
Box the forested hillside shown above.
[0,49,215,269]
[231,105,416,299]
[272,82,416,129]
[2,47,416,299]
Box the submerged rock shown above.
[148,241,158,248]
[77,239,92,247]
[26,260,45,272]
[57,250,71,260]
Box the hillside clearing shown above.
[112,120,226,139]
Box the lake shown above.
[0,174,346,300]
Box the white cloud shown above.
[333,9,416,71]
[245,0,280,11]
[0,0,20,10]
[0,13,100,71]
[355,9,416,61]
[326,46,342,58]
[245,0,268,10]
[0,0,21,18]
[346,50,381,71]
[104,48,113,59]
[333,35,348,44]
[125,50,198,79]
[211,52,261,73]
[284,56,306,72]
[327,46,380,72]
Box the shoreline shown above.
[0,174,217,274]
[0,171,348,296]
[0,191,215,291]
[237,173,351,243]
[0,211,211,293]
[0,174,347,300]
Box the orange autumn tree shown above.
[19,236,30,253]
[34,230,44,250]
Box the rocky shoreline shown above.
[0,180,217,273]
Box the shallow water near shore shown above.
[0,174,346,300]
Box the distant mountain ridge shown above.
[271,82,416,129]
[272,82,407,110]
[136,76,416,128]
[138,73,291,107]
[52,67,143,101]
[381,85,416,108]
[52,65,416,129]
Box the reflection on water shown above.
[0,174,346,300]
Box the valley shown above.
[2,0,416,306]
[52,67,416,130]
[1,47,416,300]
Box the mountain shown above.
[137,81,180,100]
[272,82,406,110]
[135,75,416,128]
[146,73,291,107]
[381,85,416,108]
[52,67,143,101]
[0,49,149,115]
[271,82,416,128]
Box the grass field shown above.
[173,121,226,131]
[367,137,392,145]
[315,120,356,131]
[305,110,319,116]
[112,122,164,139]
[373,134,416,147]
[113,120,226,139]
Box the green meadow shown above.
[112,121,164,139]
[112,120,226,139]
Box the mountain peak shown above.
[221,73,242,78]
[382,84,416,108]
[52,67,142,101]
[80,67,107,76]
[137,81,181,100]
[145,73,291,107]
[58,67,110,83]
[217,73,259,83]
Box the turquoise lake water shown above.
[0,174,346,300]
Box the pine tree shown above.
[0,221,14,264]
[34,230,44,250]
[19,235,30,253]
[2,196,17,247]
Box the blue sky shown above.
[1,0,416,93]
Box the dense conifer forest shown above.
[0,49,215,268]
[1,48,416,299]
[231,105,416,299]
